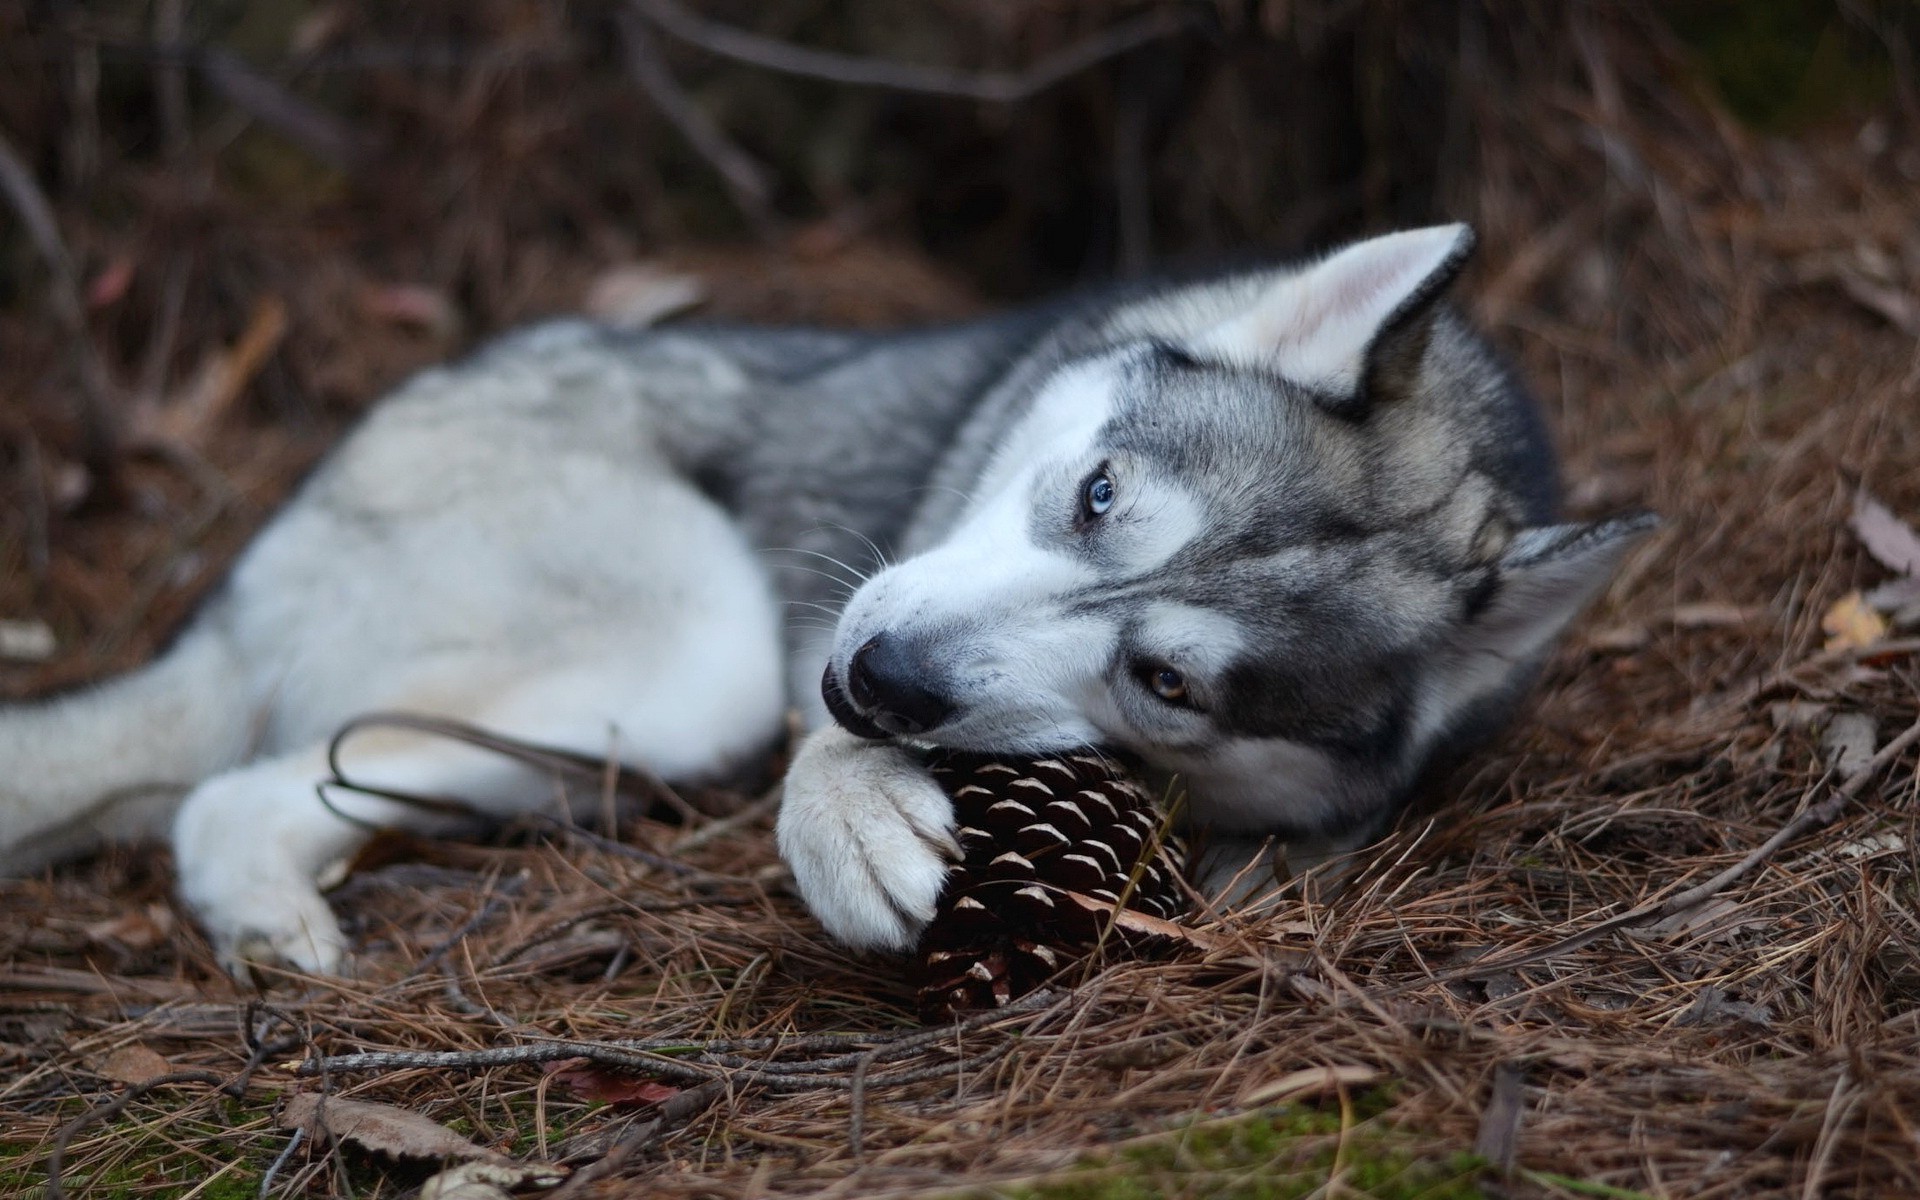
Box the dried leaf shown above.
[1821,591,1888,651]
[1587,624,1650,654]
[85,257,137,309]
[1822,711,1878,777]
[1669,602,1764,629]
[1055,891,1304,970]
[1238,1064,1381,1107]
[280,1093,513,1165]
[1838,833,1906,859]
[584,264,706,330]
[84,903,176,951]
[1839,274,1920,336]
[1676,985,1772,1027]
[0,619,56,663]
[1851,489,1920,578]
[547,1059,682,1107]
[91,1044,173,1085]
[1642,895,1773,942]
[419,1160,566,1199]
[138,295,289,450]
[1767,700,1829,731]
[1473,1063,1525,1172]
[1863,576,1920,614]
[360,283,463,340]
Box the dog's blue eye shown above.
[1084,473,1115,517]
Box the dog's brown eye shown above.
[1145,665,1189,704]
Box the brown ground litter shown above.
[2,4,1918,1198]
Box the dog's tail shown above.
[0,622,256,871]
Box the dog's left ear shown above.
[1457,513,1658,663]
[1197,223,1474,417]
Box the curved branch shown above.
[630,0,1196,103]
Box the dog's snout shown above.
[846,634,954,737]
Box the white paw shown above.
[193,877,350,977]
[775,727,960,952]
[171,767,354,977]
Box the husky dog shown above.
[0,225,1647,971]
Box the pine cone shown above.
[914,749,1191,1022]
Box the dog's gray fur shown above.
[0,225,1648,968]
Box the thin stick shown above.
[198,48,370,172]
[548,1081,727,1198]
[671,791,780,853]
[324,711,698,840]
[1440,707,1920,981]
[632,0,1192,103]
[848,1048,881,1160]
[616,9,778,238]
[0,122,122,476]
[295,989,1063,1092]
[1654,709,1920,913]
[257,1127,305,1200]
[43,1071,224,1200]
[404,872,526,980]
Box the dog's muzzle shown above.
[822,634,956,739]
[822,662,889,740]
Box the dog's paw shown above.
[201,882,350,977]
[775,726,960,951]
[176,851,351,976]
[171,769,352,978]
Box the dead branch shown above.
[615,9,779,239]
[295,988,1062,1093]
[548,1081,727,1197]
[1441,705,1920,981]
[43,1071,225,1200]
[630,0,1194,103]
[198,48,372,173]
[0,122,122,479]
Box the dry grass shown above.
[4,5,1920,1198]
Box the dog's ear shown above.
[1197,224,1474,417]
[1456,513,1658,664]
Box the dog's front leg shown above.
[775,726,961,951]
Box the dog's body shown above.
[0,226,1647,970]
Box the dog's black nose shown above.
[845,634,954,737]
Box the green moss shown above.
[988,1100,1487,1200]
[1515,1171,1658,1200]
[1662,0,1896,130]
[0,1098,281,1200]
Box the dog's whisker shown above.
[772,546,875,587]
[819,522,894,575]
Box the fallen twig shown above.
[323,711,696,833]
[403,872,527,981]
[199,48,372,172]
[44,1071,225,1200]
[615,9,779,238]
[0,122,122,480]
[295,988,1062,1093]
[548,1080,727,1196]
[631,0,1194,103]
[1440,705,1920,981]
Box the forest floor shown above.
[3,8,1919,1198]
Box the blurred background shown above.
[0,0,1915,694]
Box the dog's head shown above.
[824,225,1651,837]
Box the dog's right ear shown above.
[1458,513,1659,665]
[1196,224,1475,418]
